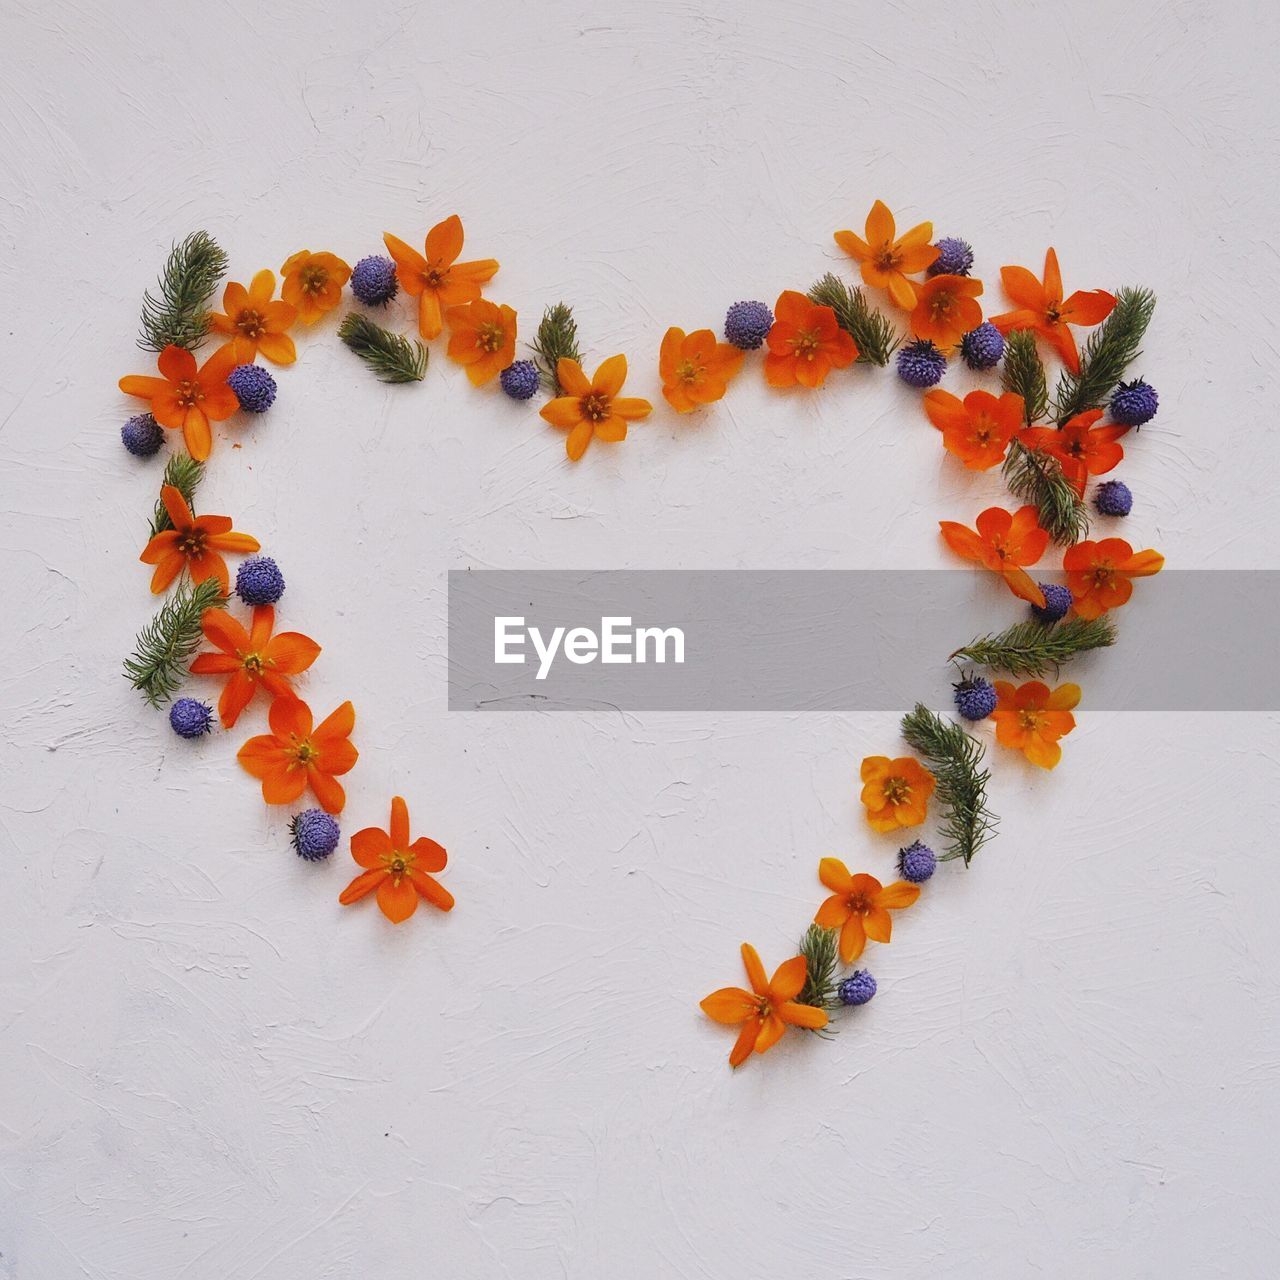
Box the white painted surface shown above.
[2,1,1278,1275]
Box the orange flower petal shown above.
[701,987,757,1025]
[769,955,807,1002]
[339,868,386,905]
[408,869,454,912]
[351,827,393,868]
[376,874,418,923]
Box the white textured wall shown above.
[2,1,1278,1276]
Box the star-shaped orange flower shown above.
[1062,538,1164,619]
[834,200,938,309]
[700,943,827,1068]
[814,859,921,964]
[991,680,1080,769]
[384,215,499,340]
[138,484,259,595]
[210,270,298,365]
[237,696,357,814]
[938,506,1049,607]
[119,343,240,461]
[1019,409,1128,492]
[339,796,454,924]
[924,388,1024,471]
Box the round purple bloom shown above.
[1094,479,1133,517]
[1031,582,1073,622]
[896,339,947,388]
[724,300,774,350]
[121,412,164,457]
[235,556,285,606]
[500,360,541,400]
[838,970,877,1006]
[959,322,1005,371]
[227,363,277,413]
[169,698,213,739]
[291,809,341,861]
[350,255,399,306]
[928,237,975,277]
[898,840,937,884]
[1109,379,1158,427]
[953,674,997,721]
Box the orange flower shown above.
[209,270,298,365]
[237,696,357,814]
[658,327,744,413]
[991,680,1080,769]
[938,505,1049,607]
[699,943,827,1068]
[910,274,984,348]
[834,200,938,310]
[280,250,351,324]
[1062,538,1164,619]
[539,356,652,461]
[814,859,921,964]
[139,484,260,595]
[924,388,1024,471]
[990,248,1115,374]
[445,298,517,386]
[859,756,936,832]
[189,605,321,728]
[339,796,454,924]
[384,215,499,340]
[118,343,240,461]
[1019,409,1128,491]
[763,290,858,388]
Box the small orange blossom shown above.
[445,298,517,386]
[118,343,239,461]
[281,250,351,324]
[237,696,357,814]
[1062,538,1164,619]
[924,388,1024,471]
[339,796,454,924]
[658,327,744,413]
[139,484,259,595]
[910,274,984,349]
[384,215,498,340]
[938,505,1049,607]
[814,859,921,964]
[210,270,298,365]
[700,943,827,1068]
[834,200,938,309]
[539,356,652,461]
[991,680,1081,770]
[763,290,857,388]
[860,756,936,832]
[1019,409,1128,492]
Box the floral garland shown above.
[117,204,1163,1067]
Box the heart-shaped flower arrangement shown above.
[118,204,1163,1069]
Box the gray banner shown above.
[447,570,1277,711]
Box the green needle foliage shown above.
[900,703,996,866]
[806,273,898,366]
[949,615,1117,678]
[123,577,225,707]
[531,302,583,394]
[338,313,428,383]
[139,231,229,351]
[149,453,204,535]
[1003,441,1090,546]
[797,925,842,1025]
[1053,287,1156,424]
[1001,330,1048,425]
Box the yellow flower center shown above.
[582,392,611,423]
[177,529,207,557]
[791,330,821,360]
[293,737,318,764]
[677,359,700,386]
[175,379,204,409]
[846,891,873,917]
[235,308,267,340]
[476,323,505,353]
[424,267,447,289]
[1018,709,1045,732]
[300,264,328,295]
[242,652,264,675]
[882,775,910,805]
[928,292,955,323]
[874,247,901,272]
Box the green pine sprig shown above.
[949,615,1117,678]
[1001,330,1048,425]
[123,577,225,707]
[900,703,996,866]
[530,303,583,395]
[1053,286,1156,424]
[796,925,842,1027]
[139,231,229,352]
[149,453,204,536]
[806,273,898,367]
[1002,441,1090,546]
[338,313,428,383]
